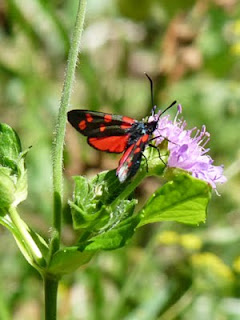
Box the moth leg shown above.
[149,143,166,166]
[149,135,178,145]
[141,152,149,173]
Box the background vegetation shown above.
[0,0,240,319]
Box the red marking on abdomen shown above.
[136,139,141,146]
[141,135,149,143]
[104,114,112,122]
[79,120,86,130]
[86,113,93,122]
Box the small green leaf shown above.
[70,171,134,231]
[81,214,140,251]
[48,247,94,275]
[139,173,211,226]
[70,175,111,230]
[0,123,21,162]
[0,123,28,213]
[0,214,37,268]
[0,168,15,213]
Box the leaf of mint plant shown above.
[48,204,139,275]
[69,176,111,230]
[0,214,48,269]
[0,123,21,162]
[0,123,29,214]
[69,170,135,232]
[47,247,94,275]
[138,173,211,226]
[68,168,140,252]
[0,124,29,212]
[80,214,140,251]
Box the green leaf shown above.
[70,170,139,251]
[0,168,15,213]
[0,214,37,268]
[70,175,111,230]
[0,213,48,269]
[48,247,94,275]
[0,123,21,162]
[81,214,140,251]
[0,123,28,213]
[139,173,211,226]
[70,171,134,231]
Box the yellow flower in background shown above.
[232,20,240,35]
[180,234,202,251]
[191,252,234,282]
[230,43,240,56]
[230,20,240,56]
[157,231,202,252]
[233,256,240,272]
[157,231,179,245]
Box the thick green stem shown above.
[44,276,59,320]
[51,0,87,253]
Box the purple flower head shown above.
[149,105,227,193]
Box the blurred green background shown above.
[1,0,240,319]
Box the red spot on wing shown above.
[128,161,132,167]
[86,113,93,122]
[88,135,129,153]
[79,120,86,130]
[100,124,106,132]
[121,116,135,129]
[136,139,141,146]
[121,123,131,129]
[122,116,135,124]
[118,144,134,167]
[104,114,112,122]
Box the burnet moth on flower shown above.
[67,74,176,183]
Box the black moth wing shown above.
[116,134,149,183]
[67,110,136,137]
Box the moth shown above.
[67,101,176,183]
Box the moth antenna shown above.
[157,100,177,121]
[144,72,154,110]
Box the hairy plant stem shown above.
[47,1,88,319]
[51,0,87,254]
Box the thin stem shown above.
[159,286,193,320]
[44,275,59,320]
[0,286,11,320]
[110,232,158,319]
[51,0,87,253]
[111,170,146,209]
[9,206,44,266]
[110,223,174,320]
